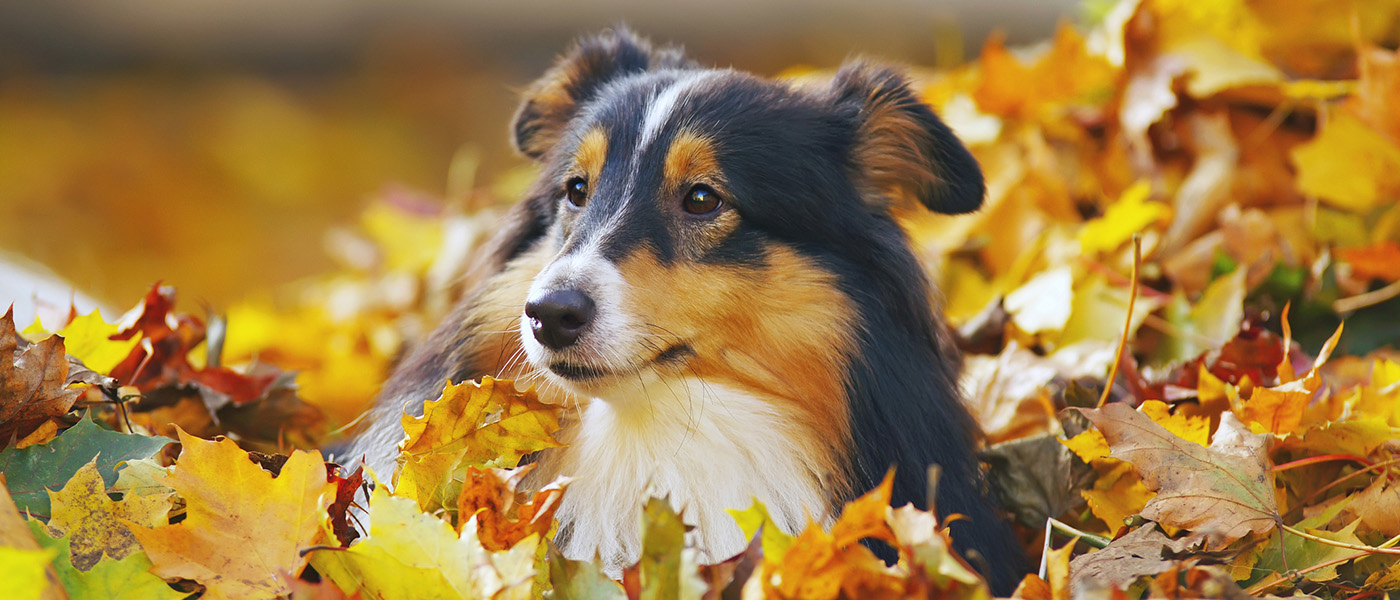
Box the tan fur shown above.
[613,244,858,497]
[662,129,724,192]
[573,128,609,184]
[850,84,941,209]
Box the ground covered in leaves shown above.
[4,0,1400,598]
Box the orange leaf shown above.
[457,463,570,552]
[1338,240,1400,283]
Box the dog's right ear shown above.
[512,28,692,160]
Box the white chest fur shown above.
[535,377,832,576]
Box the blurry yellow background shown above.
[0,0,1075,308]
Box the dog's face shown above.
[511,30,984,411]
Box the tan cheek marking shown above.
[575,128,609,182]
[617,246,858,494]
[663,130,723,191]
[461,240,568,406]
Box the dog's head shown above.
[512,29,984,410]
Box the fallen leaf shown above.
[130,429,334,600]
[1,308,83,442]
[1079,405,1279,546]
[1070,525,1203,592]
[0,545,57,600]
[44,460,172,571]
[0,417,170,520]
[1291,111,1400,213]
[1240,501,1361,585]
[1346,477,1400,538]
[26,520,185,600]
[456,464,569,552]
[546,542,626,600]
[395,377,562,513]
[47,310,141,376]
[1079,182,1171,256]
[1338,240,1400,283]
[309,477,535,600]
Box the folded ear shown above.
[829,61,985,215]
[512,28,693,160]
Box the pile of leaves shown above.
[4,0,1400,597]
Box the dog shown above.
[344,28,1028,593]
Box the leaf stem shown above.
[1098,235,1142,409]
[1280,524,1400,554]
[1244,532,1400,595]
[1273,454,1374,472]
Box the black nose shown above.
[525,289,596,350]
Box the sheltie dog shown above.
[345,28,1027,593]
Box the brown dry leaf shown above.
[1,307,84,443]
[456,463,569,552]
[44,460,172,571]
[1346,477,1400,538]
[130,428,334,600]
[1078,404,1279,546]
[1069,525,1205,592]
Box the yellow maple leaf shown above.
[1079,182,1172,256]
[1139,400,1209,447]
[0,546,54,600]
[394,377,562,512]
[54,310,141,375]
[310,478,536,600]
[129,428,334,600]
[1292,111,1400,212]
[45,460,172,571]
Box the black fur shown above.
[513,30,1029,593]
[367,28,1029,594]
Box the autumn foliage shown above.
[4,0,1400,598]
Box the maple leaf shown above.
[44,460,172,571]
[1291,110,1400,213]
[1,307,84,443]
[0,417,171,520]
[1069,525,1206,592]
[1078,404,1279,547]
[456,464,569,552]
[27,520,186,600]
[545,542,625,600]
[309,478,537,600]
[129,428,334,600]
[325,465,364,548]
[42,309,141,376]
[394,377,562,512]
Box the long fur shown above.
[342,28,1029,594]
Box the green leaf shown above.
[0,417,171,519]
[28,520,186,600]
[545,542,625,600]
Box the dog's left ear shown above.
[829,61,985,215]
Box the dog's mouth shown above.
[546,342,694,382]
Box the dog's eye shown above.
[683,185,722,216]
[565,177,588,208]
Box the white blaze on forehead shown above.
[638,72,718,151]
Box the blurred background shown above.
[0,0,1076,309]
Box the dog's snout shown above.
[525,289,596,350]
